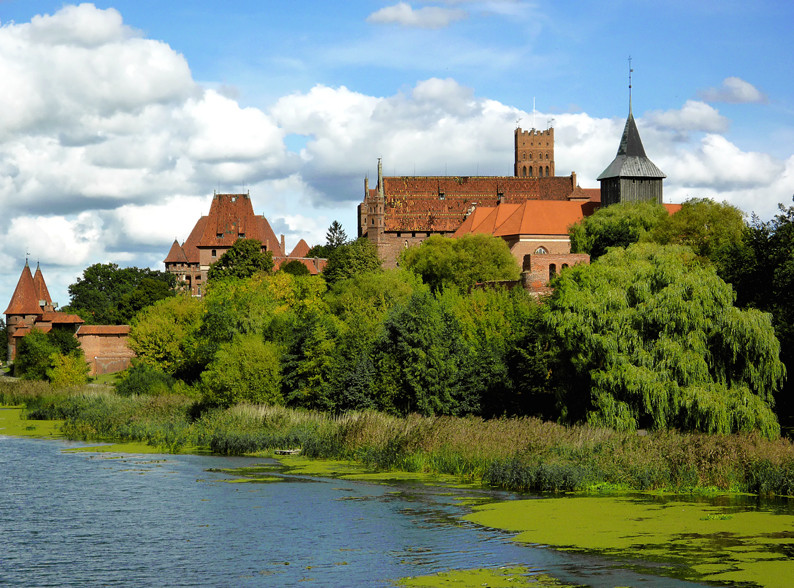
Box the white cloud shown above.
[2,212,104,267]
[698,77,766,104]
[367,2,467,29]
[646,100,729,134]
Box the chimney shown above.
[280,234,286,255]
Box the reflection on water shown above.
[0,436,708,587]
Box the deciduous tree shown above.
[569,201,669,259]
[399,234,519,293]
[207,238,274,282]
[322,237,382,285]
[546,243,784,438]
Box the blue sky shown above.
[0,1,792,307]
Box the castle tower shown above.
[4,262,44,361]
[514,127,554,178]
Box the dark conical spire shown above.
[617,111,648,158]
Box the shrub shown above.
[115,363,176,397]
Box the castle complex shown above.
[359,110,669,270]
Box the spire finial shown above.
[628,56,633,114]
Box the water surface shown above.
[0,436,708,586]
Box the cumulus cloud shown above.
[698,77,766,104]
[367,2,467,29]
[645,100,730,135]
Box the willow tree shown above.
[545,243,785,438]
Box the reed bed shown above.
[2,379,793,496]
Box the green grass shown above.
[2,378,794,497]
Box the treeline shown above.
[121,205,786,439]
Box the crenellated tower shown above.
[514,127,555,178]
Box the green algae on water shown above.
[464,495,794,586]
[396,566,584,587]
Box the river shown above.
[0,435,710,587]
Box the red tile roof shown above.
[4,264,43,315]
[40,311,84,324]
[77,325,131,336]
[33,265,52,306]
[288,239,311,258]
[454,200,589,238]
[165,194,286,265]
[376,175,593,232]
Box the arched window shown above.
[549,264,557,280]
[545,165,550,176]
[539,167,543,177]
[522,165,527,177]
[534,246,548,254]
[529,166,533,177]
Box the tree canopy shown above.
[650,198,745,274]
[569,201,670,259]
[545,243,784,438]
[321,237,382,285]
[207,238,274,282]
[399,234,520,292]
[66,263,176,324]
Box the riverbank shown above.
[3,379,794,497]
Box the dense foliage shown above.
[207,238,274,282]
[14,328,88,387]
[321,237,382,285]
[65,263,176,324]
[547,244,784,437]
[307,220,349,258]
[399,234,520,292]
[569,201,670,259]
[721,201,794,430]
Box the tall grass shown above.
[3,379,794,496]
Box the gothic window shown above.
[549,263,557,280]
[534,246,548,254]
[529,166,533,177]
[522,166,526,177]
[546,166,550,176]
[522,153,526,160]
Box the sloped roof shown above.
[77,325,130,335]
[288,239,311,258]
[40,311,84,325]
[598,111,666,180]
[164,239,189,264]
[455,200,589,238]
[375,175,591,232]
[4,264,43,316]
[273,257,325,275]
[167,194,286,264]
[33,264,52,306]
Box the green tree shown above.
[65,263,176,324]
[307,220,348,258]
[720,200,794,429]
[569,201,670,259]
[399,234,519,293]
[128,296,205,378]
[207,238,274,282]
[545,243,784,438]
[116,363,176,397]
[14,330,58,380]
[201,334,283,407]
[374,288,471,416]
[322,237,382,285]
[279,260,311,276]
[47,351,89,388]
[649,197,745,274]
